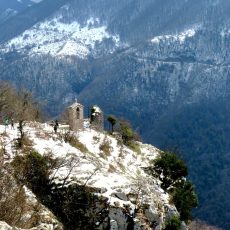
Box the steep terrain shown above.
[0,0,230,228]
[0,122,181,230]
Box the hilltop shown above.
[0,121,182,230]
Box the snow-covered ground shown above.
[151,27,198,44]
[1,16,120,59]
[0,122,177,229]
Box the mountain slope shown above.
[0,122,180,229]
[0,0,71,43]
[77,23,230,229]
[1,0,230,228]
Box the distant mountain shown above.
[0,0,33,13]
[1,0,230,228]
[1,16,121,58]
[0,0,71,43]
[0,0,42,23]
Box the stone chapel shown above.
[68,102,84,131]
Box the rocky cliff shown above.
[0,122,184,229]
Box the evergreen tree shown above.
[171,180,198,222]
[163,215,182,230]
[148,151,198,222]
[152,151,188,190]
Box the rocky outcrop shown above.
[0,123,182,229]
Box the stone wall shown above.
[90,105,104,131]
[68,102,84,131]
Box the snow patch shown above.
[1,17,120,59]
[151,28,197,44]
[58,40,90,57]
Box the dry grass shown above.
[0,131,9,137]
[14,135,34,152]
[117,161,126,172]
[128,141,141,154]
[0,168,47,228]
[99,139,112,157]
[108,164,117,173]
[63,131,88,153]
[35,130,52,140]
[71,138,88,153]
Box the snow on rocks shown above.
[0,122,178,229]
[1,16,120,59]
[151,27,197,44]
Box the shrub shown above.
[163,215,182,230]
[15,135,33,150]
[12,151,109,229]
[128,141,141,154]
[12,151,54,199]
[63,131,88,153]
[148,151,198,222]
[171,180,198,222]
[50,184,109,229]
[0,167,46,229]
[0,171,28,227]
[99,138,112,156]
[119,120,140,149]
[151,151,188,190]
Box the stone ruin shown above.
[68,102,103,131]
[68,102,84,131]
[90,105,104,131]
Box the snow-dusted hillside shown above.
[0,122,180,229]
[1,14,121,59]
[151,27,198,44]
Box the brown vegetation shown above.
[62,131,88,153]
[189,220,223,230]
[0,167,56,229]
[0,81,41,123]
[99,137,112,157]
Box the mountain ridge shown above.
[1,0,230,228]
[0,0,71,44]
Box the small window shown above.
[76,107,80,119]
